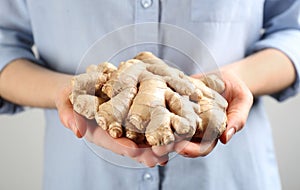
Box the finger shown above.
[220,90,253,144]
[87,126,141,158]
[114,138,142,158]
[174,139,217,158]
[73,112,89,137]
[158,159,169,166]
[219,100,246,143]
[157,154,169,167]
[56,86,81,136]
[151,143,175,157]
[136,148,169,167]
[219,71,253,144]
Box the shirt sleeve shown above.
[0,0,42,114]
[251,0,300,101]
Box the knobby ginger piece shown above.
[69,52,228,146]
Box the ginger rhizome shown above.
[70,52,228,146]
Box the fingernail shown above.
[159,161,168,166]
[181,152,190,157]
[75,130,83,138]
[68,120,78,135]
[226,128,236,142]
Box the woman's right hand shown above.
[54,83,169,167]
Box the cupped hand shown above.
[152,139,217,158]
[169,69,253,158]
[55,83,168,167]
[54,68,253,162]
[218,69,253,144]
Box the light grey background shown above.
[0,95,299,190]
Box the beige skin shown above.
[0,48,296,166]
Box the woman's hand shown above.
[54,69,253,162]
[167,69,253,158]
[54,54,263,162]
[175,48,297,157]
[55,83,168,167]
[218,69,253,144]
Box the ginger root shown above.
[70,52,228,146]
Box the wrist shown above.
[0,59,74,109]
[50,74,73,109]
[221,49,296,97]
[221,60,253,90]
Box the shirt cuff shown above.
[0,47,41,71]
[251,29,300,101]
[0,98,24,114]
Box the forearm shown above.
[223,48,296,97]
[0,59,72,108]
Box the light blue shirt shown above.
[1,1,300,190]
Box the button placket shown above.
[141,0,153,9]
[138,168,160,190]
[135,0,159,23]
[143,173,153,181]
[134,0,160,55]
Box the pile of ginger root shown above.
[69,52,228,146]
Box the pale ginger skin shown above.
[69,62,117,119]
[96,87,137,138]
[70,52,228,146]
[125,71,194,145]
[135,52,227,140]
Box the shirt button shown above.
[143,173,153,181]
[141,0,153,9]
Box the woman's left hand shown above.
[160,69,254,158]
